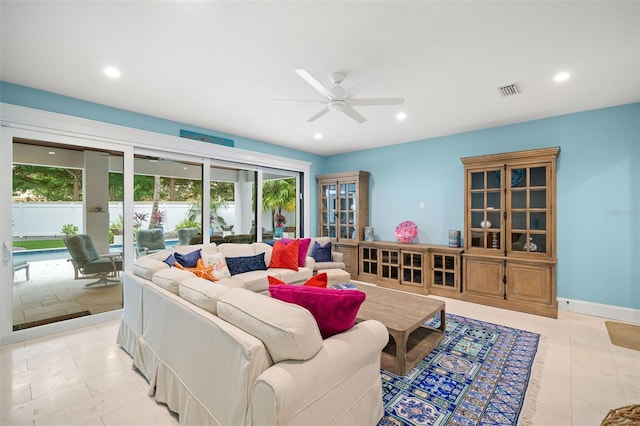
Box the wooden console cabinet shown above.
[316,171,369,278]
[358,241,463,296]
[461,147,560,318]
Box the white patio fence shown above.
[12,202,293,239]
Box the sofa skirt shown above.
[116,318,139,359]
[152,361,219,426]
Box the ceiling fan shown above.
[274,69,405,124]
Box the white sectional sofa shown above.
[117,242,388,425]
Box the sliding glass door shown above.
[11,139,125,330]
[261,168,302,239]
[133,155,203,254]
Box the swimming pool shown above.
[12,240,179,263]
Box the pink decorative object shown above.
[395,220,418,243]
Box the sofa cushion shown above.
[233,270,270,293]
[179,277,230,315]
[133,256,169,280]
[311,241,332,262]
[226,253,268,276]
[217,288,323,363]
[269,240,299,271]
[271,267,313,284]
[268,272,328,288]
[201,252,231,279]
[152,267,195,294]
[313,261,346,271]
[282,237,312,267]
[174,249,202,268]
[268,285,366,338]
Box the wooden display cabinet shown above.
[461,147,560,318]
[358,241,462,296]
[316,171,369,278]
[428,248,463,297]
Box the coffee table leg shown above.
[390,330,409,376]
[439,308,446,333]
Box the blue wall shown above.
[2,82,638,309]
[326,103,640,309]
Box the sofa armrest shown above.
[331,251,344,262]
[303,256,316,272]
[250,320,388,425]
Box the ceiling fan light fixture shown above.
[329,100,347,112]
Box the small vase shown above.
[274,227,283,238]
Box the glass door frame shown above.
[1,125,134,344]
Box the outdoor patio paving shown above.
[12,258,122,328]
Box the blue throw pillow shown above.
[174,249,201,268]
[163,253,176,267]
[311,241,332,262]
[226,253,267,276]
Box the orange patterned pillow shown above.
[174,258,219,282]
[270,239,299,271]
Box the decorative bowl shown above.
[395,221,418,243]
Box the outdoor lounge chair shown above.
[135,228,166,257]
[13,258,30,281]
[177,227,200,246]
[64,234,123,288]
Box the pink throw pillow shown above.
[268,285,365,338]
[282,237,312,267]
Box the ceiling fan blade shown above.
[342,106,367,124]
[349,98,405,106]
[307,106,331,122]
[272,99,327,104]
[295,69,334,99]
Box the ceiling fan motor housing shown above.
[330,72,345,85]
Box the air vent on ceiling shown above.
[498,83,521,97]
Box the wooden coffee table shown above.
[354,283,446,376]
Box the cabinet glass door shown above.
[469,169,502,250]
[339,181,357,240]
[509,166,548,254]
[320,183,337,238]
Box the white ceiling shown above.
[1,1,639,156]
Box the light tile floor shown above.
[1,293,638,425]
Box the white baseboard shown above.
[557,297,640,324]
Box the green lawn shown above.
[12,239,66,250]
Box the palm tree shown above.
[148,175,162,228]
[186,198,228,232]
[262,178,296,230]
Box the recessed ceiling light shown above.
[553,72,570,83]
[48,151,55,155]
[314,133,323,140]
[395,112,407,121]
[104,66,121,79]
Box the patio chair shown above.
[177,227,200,246]
[13,259,30,281]
[136,228,166,257]
[64,234,123,288]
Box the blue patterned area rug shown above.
[378,313,539,426]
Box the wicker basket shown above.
[601,404,640,425]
